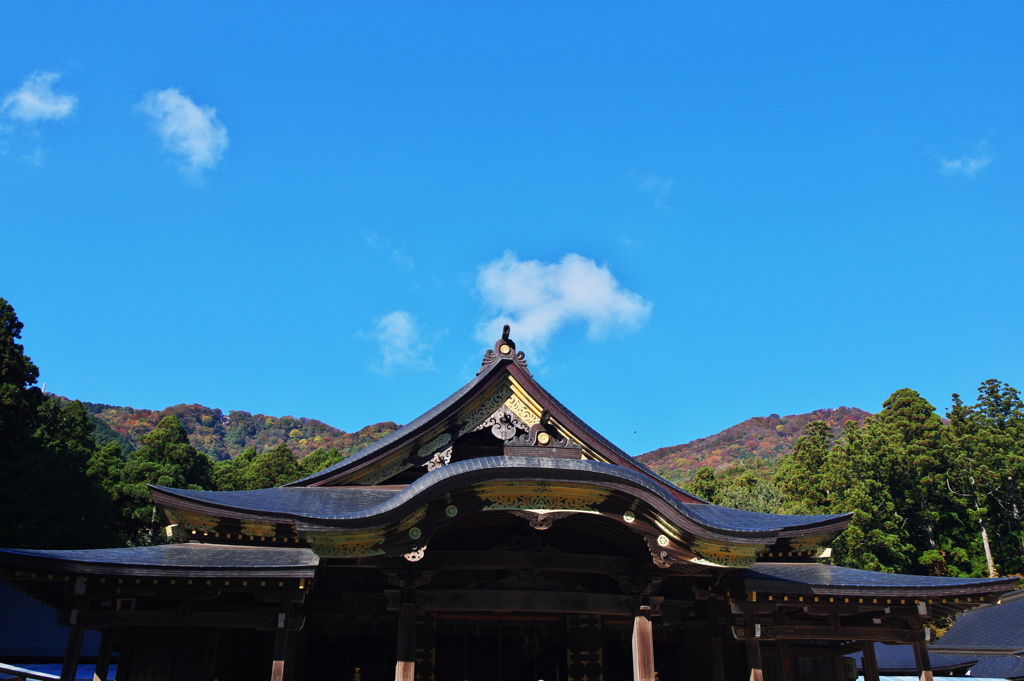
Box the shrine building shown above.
[0,329,1018,681]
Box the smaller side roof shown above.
[850,643,977,675]
[742,563,1019,600]
[0,543,319,579]
[930,589,1024,655]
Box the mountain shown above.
[637,407,872,484]
[81,401,399,462]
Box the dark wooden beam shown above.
[862,641,880,681]
[403,589,634,616]
[74,609,305,630]
[395,601,417,681]
[93,630,113,681]
[708,597,726,681]
[744,612,764,681]
[61,596,88,681]
[732,625,916,643]
[362,550,637,575]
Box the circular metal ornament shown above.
[623,510,635,523]
[537,432,551,445]
[499,344,511,355]
[445,504,458,517]
[408,527,422,540]
[657,534,670,547]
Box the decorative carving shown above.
[424,446,452,471]
[417,432,452,459]
[355,456,414,485]
[478,325,532,376]
[476,481,608,513]
[458,386,514,436]
[509,510,577,530]
[689,538,766,568]
[404,548,425,562]
[503,394,541,428]
[788,535,833,558]
[645,537,678,569]
[306,531,387,559]
[445,504,458,517]
[505,421,581,448]
[163,509,218,533]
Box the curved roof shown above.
[154,456,850,541]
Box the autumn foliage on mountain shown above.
[638,406,872,483]
[82,401,399,462]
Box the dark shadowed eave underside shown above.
[741,563,1019,600]
[0,543,319,579]
[152,456,851,542]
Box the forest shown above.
[2,297,1023,581]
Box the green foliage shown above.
[0,298,118,549]
[688,466,719,503]
[117,415,215,543]
[245,444,300,489]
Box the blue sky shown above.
[2,3,1022,455]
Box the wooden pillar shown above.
[61,597,89,681]
[776,610,793,681]
[862,642,880,681]
[777,641,794,681]
[708,598,726,681]
[912,637,933,681]
[832,652,847,681]
[271,606,292,681]
[93,630,114,681]
[395,602,417,681]
[744,612,763,681]
[201,629,221,681]
[632,605,655,681]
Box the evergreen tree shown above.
[944,380,1024,576]
[298,447,346,478]
[213,446,257,491]
[0,298,117,548]
[774,421,834,514]
[687,466,719,503]
[245,444,300,489]
[120,415,214,542]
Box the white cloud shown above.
[370,311,434,373]
[137,88,229,178]
[2,72,77,122]
[940,143,992,178]
[635,173,674,195]
[475,251,653,350]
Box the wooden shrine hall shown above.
[0,329,1019,681]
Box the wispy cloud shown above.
[939,142,992,178]
[137,88,229,179]
[22,147,44,167]
[475,251,653,350]
[2,72,77,122]
[369,311,434,373]
[364,231,415,269]
[629,170,675,213]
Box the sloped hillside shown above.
[638,406,871,482]
[82,401,399,461]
